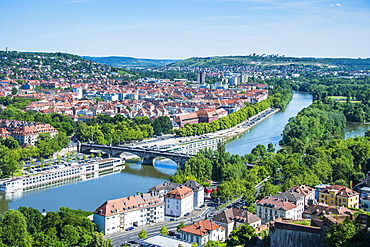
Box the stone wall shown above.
[270,221,326,247]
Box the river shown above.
[0,92,368,214]
[225,92,313,155]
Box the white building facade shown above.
[93,193,164,235]
[165,185,193,217]
[180,220,226,246]
[256,196,299,222]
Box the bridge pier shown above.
[142,156,155,166]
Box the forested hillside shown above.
[168,55,370,71]
[83,56,180,68]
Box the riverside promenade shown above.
[127,107,280,152]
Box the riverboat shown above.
[0,158,124,192]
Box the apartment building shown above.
[93,193,165,235]
[0,119,58,146]
[256,196,299,222]
[164,185,193,217]
[212,208,261,236]
[180,220,226,246]
[318,185,359,208]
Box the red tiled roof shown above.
[289,185,315,197]
[165,185,193,200]
[256,196,297,211]
[180,220,224,236]
[94,193,164,217]
[321,185,359,198]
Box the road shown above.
[107,205,215,246]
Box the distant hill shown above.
[167,55,370,71]
[82,56,181,68]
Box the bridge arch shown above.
[79,144,192,168]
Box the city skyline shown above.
[1,0,369,59]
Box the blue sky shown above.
[1,0,369,59]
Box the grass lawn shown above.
[328,96,361,103]
[292,220,311,226]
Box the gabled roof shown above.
[180,220,224,236]
[212,208,261,224]
[165,185,193,200]
[94,193,164,217]
[289,185,315,197]
[256,196,297,211]
[303,204,352,216]
[272,191,304,203]
[184,180,203,192]
[321,185,359,198]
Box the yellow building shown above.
[318,185,359,208]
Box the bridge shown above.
[79,143,194,167]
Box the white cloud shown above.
[330,3,342,7]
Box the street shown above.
[106,205,215,246]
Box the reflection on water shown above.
[344,122,370,139]
[0,159,176,214]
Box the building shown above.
[93,193,165,235]
[0,127,11,138]
[149,181,181,198]
[269,219,324,247]
[288,185,316,206]
[212,208,261,236]
[180,220,226,246]
[360,187,370,212]
[174,113,199,127]
[149,180,205,209]
[184,180,204,209]
[165,185,194,217]
[197,71,206,84]
[272,191,305,219]
[256,196,299,222]
[303,204,352,220]
[318,185,359,208]
[136,235,193,247]
[314,184,331,200]
[0,119,58,146]
[197,108,228,123]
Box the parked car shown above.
[168,231,176,236]
[125,227,134,231]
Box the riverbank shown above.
[209,107,280,140]
[128,107,280,151]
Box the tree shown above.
[227,224,258,247]
[152,116,173,135]
[267,143,275,153]
[258,182,280,198]
[159,225,169,236]
[11,87,18,95]
[18,206,43,234]
[204,240,226,247]
[177,221,186,232]
[61,225,80,246]
[0,209,32,247]
[191,243,198,247]
[0,145,19,178]
[325,219,358,247]
[87,232,112,247]
[138,229,147,239]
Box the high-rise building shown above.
[197,71,206,84]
